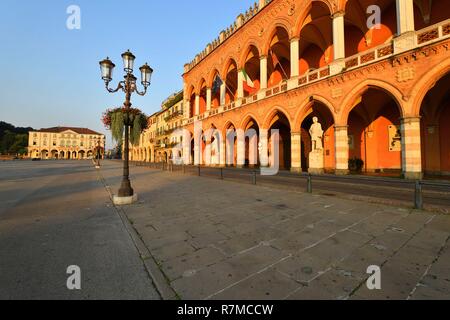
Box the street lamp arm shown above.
[106,81,125,93]
[134,85,148,96]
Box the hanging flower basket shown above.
[102,107,148,145]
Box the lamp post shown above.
[99,50,153,202]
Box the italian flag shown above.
[242,69,257,94]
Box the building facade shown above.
[133,0,449,178]
[28,127,105,160]
[131,91,184,163]
[179,0,449,178]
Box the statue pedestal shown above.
[308,150,324,175]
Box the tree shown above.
[9,134,28,155]
[0,122,34,155]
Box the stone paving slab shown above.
[100,161,450,300]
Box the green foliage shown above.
[110,111,124,143]
[8,134,28,155]
[108,110,148,146]
[0,121,34,155]
[130,113,148,145]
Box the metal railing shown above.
[130,161,450,211]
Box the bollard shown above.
[307,174,312,193]
[220,168,224,180]
[252,171,257,185]
[183,164,185,174]
[198,165,201,176]
[414,180,423,210]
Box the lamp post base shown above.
[113,193,138,206]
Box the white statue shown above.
[309,117,324,151]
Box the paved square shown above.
[100,161,450,300]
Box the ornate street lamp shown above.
[99,50,153,204]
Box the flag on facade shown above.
[270,49,281,68]
[242,69,257,94]
[270,49,288,80]
[212,74,223,94]
[242,69,254,88]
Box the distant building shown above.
[131,91,184,163]
[28,127,105,160]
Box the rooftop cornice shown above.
[183,0,273,74]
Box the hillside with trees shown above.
[0,121,34,155]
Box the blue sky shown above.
[0,0,253,147]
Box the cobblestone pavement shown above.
[0,160,160,300]
[101,161,450,300]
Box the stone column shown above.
[183,131,191,165]
[220,82,226,106]
[291,132,302,173]
[236,129,245,167]
[185,100,191,118]
[248,131,258,166]
[194,123,202,165]
[195,94,200,116]
[394,0,416,53]
[329,11,346,75]
[206,88,212,111]
[260,56,268,89]
[204,137,212,166]
[335,126,349,175]
[290,38,300,78]
[396,0,415,34]
[259,129,269,167]
[332,12,346,60]
[219,139,226,167]
[401,117,422,179]
[237,70,244,99]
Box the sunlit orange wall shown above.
[349,108,401,171]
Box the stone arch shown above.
[221,56,239,80]
[238,39,263,68]
[343,0,397,55]
[186,84,195,98]
[222,120,237,137]
[293,0,337,37]
[262,106,294,130]
[239,114,261,167]
[222,58,239,104]
[207,68,221,88]
[262,20,293,56]
[411,57,450,117]
[222,121,237,166]
[188,84,196,118]
[264,108,292,169]
[241,44,261,96]
[196,78,207,95]
[313,0,335,15]
[293,95,337,132]
[339,79,405,125]
[198,78,207,114]
[239,113,262,131]
[294,1,314,36]
[346,83,405,175]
